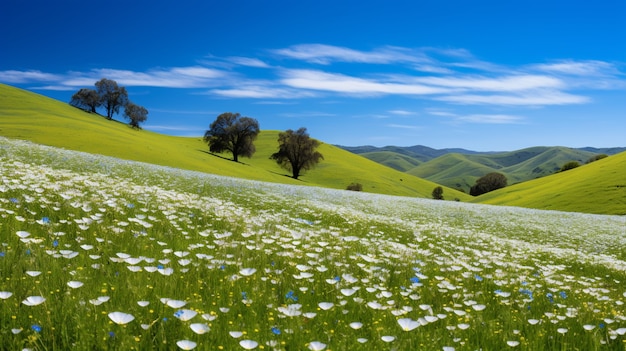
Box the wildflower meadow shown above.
[0,137,625,350]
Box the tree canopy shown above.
[203,112,260,162]
[69,88,100,113]
[271,127,323,179]
[432,186,444,200]
[124,102,148,129]
[95,78,129,120]
[470,172,507,196]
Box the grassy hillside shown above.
[360,151,422,172]
[0,83,470,201]
[474,151,626,215]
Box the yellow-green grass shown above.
[473,151,626,215]
[0,83,470,201]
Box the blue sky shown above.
[1,0,625,150]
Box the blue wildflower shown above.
[285,290,298,302]
[25,249,31,255]
[241,292,248,300]
[599,323,605,329]
[52,240,59,248]
[157,264,164,269]
[333,276,341,282]
[474,274,483,282]
[546,293,554,303]
[31,324,42,333]
[108,331,115,338]
[41,217,50,224]
[174,310,184,318]
[559,291,567,299]
[9,198,19,204]
[0,252,5,257]
[410,276,420,284]
[519,288,534,301]
[271,327,281,335]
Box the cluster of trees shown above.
[204,112,324,179]
[470,172,507,196]
[70,78,148,129]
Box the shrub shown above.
[346,183,363,191]
[560,161,580,172]
[586,154,608,164]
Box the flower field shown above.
[1,137,625,350]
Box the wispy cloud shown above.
[456,114,524,124]
[210,84,317,99]
[0,70,61,83]
[387,124,422,130]
[388,110,417,116]
[531,60,622,76]
[273,44,429,65]
[280,69,449,96]
[1,66,229,89]
[228,57,271,68]
[439,90,589,106]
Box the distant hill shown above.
[0,83,470,201]
[340,144,625,192]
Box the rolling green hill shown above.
[0,83,470,201]
[407,147,599,192]
[473,151,626,215]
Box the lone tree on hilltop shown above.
[204,112,260,162]
[470,172,507,196]
[124,102,148,129]
[432,186,444,200]
[70,88,100,113]
[95,78,129,120]
[271,127,323,179]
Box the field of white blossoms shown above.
[1,136,625,351]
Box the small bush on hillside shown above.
[346,183,363,191]
[586,154,608,164]
[560,161,581,172]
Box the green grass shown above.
[0,83,470,201]
[473,151,626,215]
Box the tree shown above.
[271,127,324,179]
[123,102,148,129]
[470,172,507,196]
[432,186,444,200]
[70,88,100,113]
[203,112,260,162]
[95,78,129,119]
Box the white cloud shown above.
[439,90,589,106]
[456,114,524,124]
[280,69,449,95]
[387,124,422,130]
[389,110,417,116]
[210,85,317,99]
[0,70,61,83]
[531,60,621,76]
[415,74,563,91]
[228,57,270,68]
[273,44,428,65]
